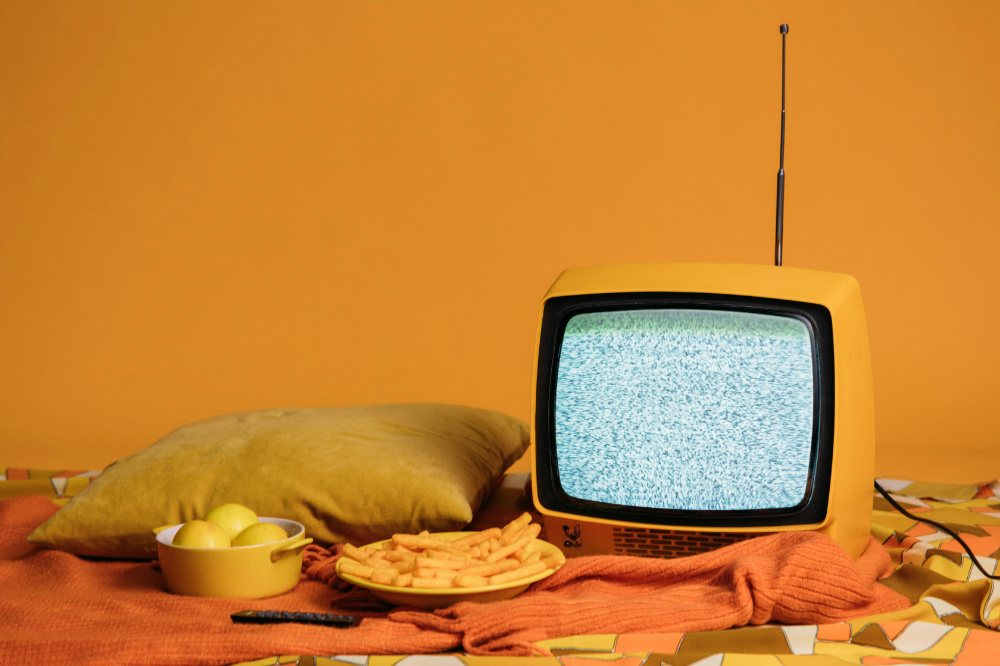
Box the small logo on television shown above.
[562,523,582,548]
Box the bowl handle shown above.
[270,538,313,562]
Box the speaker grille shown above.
[611,526,770,558]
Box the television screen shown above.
[555,307,815,513]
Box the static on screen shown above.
[554,308,815,511]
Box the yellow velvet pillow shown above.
[28,404,529,559]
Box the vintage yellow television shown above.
[530,262,875,559]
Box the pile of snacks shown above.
[337,512,565,589]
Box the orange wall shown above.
[2,1,998,482]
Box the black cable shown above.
[873,479,1000,581]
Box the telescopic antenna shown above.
[775,24,788,267]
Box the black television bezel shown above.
[534,292,835,529]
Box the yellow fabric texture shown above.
[27,404,529,559]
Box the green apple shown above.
[232,522,289,547]
[202,503,259,542]
[172,519,231,548]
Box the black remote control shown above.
[231,610,360,627]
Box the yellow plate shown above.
[335,532,563,609]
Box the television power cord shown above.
[873,479,1000,581]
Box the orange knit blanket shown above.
[1,495,910,664]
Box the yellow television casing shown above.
[530,263,875,559]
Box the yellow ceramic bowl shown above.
[155,517,313,599]
[335,532,563,609]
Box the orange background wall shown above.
[2,1,998,482]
